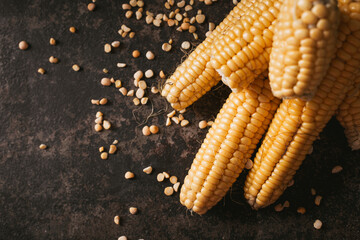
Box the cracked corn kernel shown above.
[125,171,135,179]
[129,207,137,214]
[134,70,143,80]
[109,145,117,154]
[162,43,172,52]
[100,152,108,160]
[143,166,153,174]
[173,182,180,192]
[39,144,47,150]
[149,125,159,134]
[136,88,145,99]
[72,64,80,71]
[164,187,174,196]
[18,41,29,50]
[180,119,189,127]
[91,99,100,105]
[127,90,134,97]
[166,117,171,126]
[167,111,176,119]
[163,172,170,178]
[99,146,104,152]
[38,68,45,74]
[94,124,102,132]
[96,111,103,118]
[119,87,127,96]
[114,215,120,225]
[142,126,151,136]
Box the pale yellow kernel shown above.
[38,68,46,74]
[159,70,166,79]
[91,99,100,105]
[162,43,172,52]
[125,171,135,179]
[39,144,47,150]
[134,70,143,80]
[136,88,145,99]
[198,120,207,129]
[104,44,111,53]
[95,124,103,132]
[88,3,96,11]
[129,207,138,214]
[149,125,159,134]
[180,119,189,127]
[49,38,56,45]
[132,50,140,58]
[99,146,104,152]
[163,172,170,178]
[164,186,174,196]
[101,78,111,86]
[169,176,178,184]
[69,27,76,33]
[127,90,135,97]
[117,63,126,68]
[141,97,148,105]
[114,215,120,225]
[19,41,29,50]
[111,41,120,48]
[133,98,140,105]
[181,41,191,49]
[103,120,111,130]
[96,111,103,118]
[157,173,165,182]
[119,87,127,96]
[145,69,154,78]
[49,56,58,64]
[166,117,171,126]
[142,126,151,136]
[115,80,122,88]
[72,64,80,71]
[313,219,322,229]
[173,182,180,192]
[146,51,155,60]
[167,110,176,118]
[143,166,153,174]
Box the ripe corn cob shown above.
[244,2,360,209]
[269,0,340,99]
[161,0,256,111]
[336,75,360,150]
[180,75,280,214]
[210,0,283,92]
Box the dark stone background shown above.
[0,0,359,239]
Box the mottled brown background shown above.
[0,0,359,239]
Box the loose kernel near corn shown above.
[149,125,159,134]
[169,176,177,184]
[125,171,135,179]
[132,50,140,58]
[112,41,120,48]
[104,44,111,53]
[146,51,155,60]
[164,187,174,196]
[88,3,96,11]
[173,182,180,192]
[157,173,165,182]
[99,146,104,152]
[94,124,103,132]
[114,215,120,225]
[103,120,111,130]
[100,152,108,160]
[142,126,151,136]
[69,26,76,33]
[118,236,127,240]
[129,207,138,215]
[18,41,29,50]
[99,98,108,105]
[49,56,58,64]
[109,145,117,154]
[72,64,80,71]
[39,144,47,150]
[313,219,322,230]
[143,166,153,174]
[49,38,56,45]
[331,165,343,174]
[38,68,46,74]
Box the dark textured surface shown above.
[0,0,359,239]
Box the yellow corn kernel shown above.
[269,0,340,99]
[180,75,280,214]
[336,76,360,150]
[161,0,257,111]
[244,2,360,209]
[210,0,283,92]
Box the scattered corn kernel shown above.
[133,98,140,105]
[19,41,29,50]
[283,201,290,208]
[119,87,127,96]
[166,117,171,126]
[146,51,155,60]
[49,56,58,64]
[181,41,190,50]
[125,10,133,18]
[297,207,306,214]
[69,26,76,33]
[88,3,96,11]
[134,70,143,80]
[38,68,46,74]
[149,125,159,134]
[99,98,107,105]
[274,203,284,212]
[180,119,189,127]
[104,44,111,53]
[101,152,108,160]
[167,110,176,118]
[172,117,180,124]
[132,50,140,58]
[109,145,117,154]
[313,219,322,230]
[72,64,80,71]
[118,236,127,240]
[96,111,103,118]
[115,80,122,88]
[39,144,47,150]
[138,81,147,90]
[142,126,151,136]
[49,38,56,45]
[157,173,165,182]
[99,146,104,152]
[127,90,134,97]
[162,43,172,52]
[196,14,205,24]
[143,166,153,174]
[103,68,109,73]
[315,195,322,206]
[151,86,159,94]
[169,176,177,184]
[103,120,111,130]
[111,41,120,48]
[125,171,135,179]
[159,70,165,79]
[91,99,100,105]
[311,188,316,196]
[198,120,207,129]
[331,166,343,174]
[129,207,137,214]
[114,215,120,225]
[173,182,180,192]
[145,69,154,78]
[141,97,148,105]
[207,121,213,126]
[101,78,111,86]
[245,159,253,170]
[95,124,103,132]
[164,187,174,196]
[163,172,170,178]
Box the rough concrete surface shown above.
[0,0,359,239]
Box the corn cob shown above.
[161,0,256,111]
[210,0,283,92]
[336,75,360,150]
[269,0,340,99]
[244,1,360,209]
[180,75,280,215]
